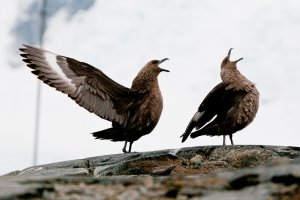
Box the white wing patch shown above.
[44,51,75,88]
[21,44,129,126]
[192,111,204,122]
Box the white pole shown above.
[33,0,47,166]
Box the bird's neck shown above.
[131,73,160,92]
[221,68,252,85]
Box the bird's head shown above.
[132,58,169,90]
[221,48,243,70]
[220,48,246,83]
[144,58,170,75]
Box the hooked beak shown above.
[227,48,233,58]
[159,58,170,72]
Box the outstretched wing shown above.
[20,44,136,126]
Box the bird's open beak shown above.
[159,58,170,72]
[227,48,243,63]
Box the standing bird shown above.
[20,44,169,153]
[181,48,259,145]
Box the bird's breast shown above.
[129,87,163,134]
[236,87,259,126]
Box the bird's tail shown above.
[180,120,196,143]
[91,128,125,141]
[181,111,204,142]
[190,125,219,138]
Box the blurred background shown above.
[1,0,300,175]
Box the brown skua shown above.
[20,44,169,153]
[181,48,259,145]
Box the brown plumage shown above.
[181,48,259,145]
[19,44,169,153]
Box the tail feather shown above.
[190,124,219,138]
[181,120,196,142]
[91,128,125,141]
[181,111,204,142]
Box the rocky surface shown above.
[2,145,300,199]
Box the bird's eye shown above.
[151,60,159,65]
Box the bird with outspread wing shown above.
[20,44,169,153]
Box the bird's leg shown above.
[128,142,133,153]
[223,135,226,145]
[229,134,234,145]
[122,141,128,153]
[122,141,133,153]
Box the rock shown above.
[6,145,299,177]
[1,145,300,199]
[190,155,205,164]
[15,159,90,176]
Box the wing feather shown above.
[182,82,248,141]
[20,44,136,126]
[196,82,248,129]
